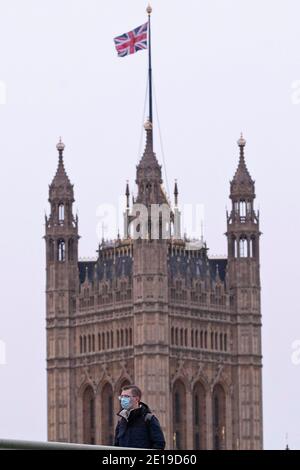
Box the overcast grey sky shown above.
[0,0,299,450]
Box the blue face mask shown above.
[120,396,133,410]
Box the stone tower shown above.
[45,130,263,449]
[132,122,171,442]
[226,134,263,449]
[45,139,79,442]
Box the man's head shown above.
[119,385,142,411]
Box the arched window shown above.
[57,239,65,262]
[92,334,95,352]
[58,203,65,223]
[246,201,252,215]
[88,335,91,352]
[101,383,114,446]
[175,328,178,345]
[240,200,246,218]
[125,329,129,346]
[239,237,248,258]
[83,336,87,353]
[180,329,183,346]
[121,330,124,347]
[98,333,101,351]
[117,330,120,348]
[224,334,228,352]
[111,331,114,349]
[106,331,110,349]
[195,330,199,348]
[184,329,188,347]
[129,328,133,345]
[215,332,218,350]
[102,332,105,350]
[82,386,95,444]
[193,382,206,449]
[200,331,203,349]
[80,336,82,354]
[204,331,207,349]
[212,384,226,450]
[191,330,194,348]
[250,236,256,258]
[211,332,214,349]
[234,238,238,258]
[173,381,186,450]
[220,333,223,351]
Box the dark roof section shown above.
[208,258,227,282]
[78,255,133,284]
[79,255,227,285]
[168,254,227,283]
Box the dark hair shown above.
[121,384,142,400]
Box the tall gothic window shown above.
[240,200,246,218]
[239,237,248,258]
[234,237,238,258]
[175,328,178,345]
[83,386,95,444]
[57,239,65,262]
[212,384,226,450]
[111,331,114,348]
[58,203,65,223]
[172,380,186,450]
[101,383,114,445]
[193,382,206,449]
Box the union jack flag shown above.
[114,22,148,57]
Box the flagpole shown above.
[147,4,153,125]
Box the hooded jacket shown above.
[114,402,166,449]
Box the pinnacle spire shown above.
[135,121,168,206]
[138,120,158,166]
[174,179,178,207]
[125,180,130,209]
[49,138,74,201]
[230,133,255,198]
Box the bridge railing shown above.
[0,438,132,450]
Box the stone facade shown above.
[45,131,263,450]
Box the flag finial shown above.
[56,137,65,155]
[146,4,152,15]
[144,119,153,130]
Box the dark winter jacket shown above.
[114,402,166,449]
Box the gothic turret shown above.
[227,134,260,260]
[44,139,79,442]
[225,134,263,450]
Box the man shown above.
[114,384,166,449]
